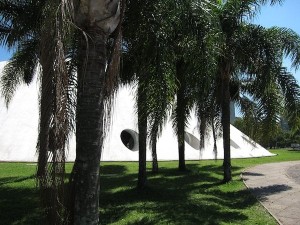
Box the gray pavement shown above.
[242,161,300,225]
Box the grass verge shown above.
[0,149,299,224]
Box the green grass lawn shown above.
[0,149,300,225]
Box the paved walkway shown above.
[242,161,300,225]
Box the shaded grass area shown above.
[0,149,299,224]
[0,164,41,225]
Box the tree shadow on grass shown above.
[287,149,300,152]
[0,184,42,224]
[98,164,253,225]
[100,164,128,175]
[203,188,258,210]
[0,162,267,225]
[0,175,35,186]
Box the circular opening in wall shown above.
[120,129,139,151]
[184,132,200,150]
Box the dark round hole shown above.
[120,130,135,150]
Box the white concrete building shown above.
[0,61,275,162]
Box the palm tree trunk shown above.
[211,117,218,157]
[37,52,53,178]
[151,131,159,173]
[199,114,206,150]
[137,84,147,189]
[221,69,232,183]
[177,123,186,171]
[69,27,107,225]
[176,59,186,171]
[38,29,65,225]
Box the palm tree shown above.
[147,71,176,173]
[169,1,216,171]
[124,0,216,173]
[119,0,149,189]
[213,0,300,182]
[243,25,300,169]
[69,0,122,224]
[1,0,124,223]
[122,0,178,185]
[0,1,74,224]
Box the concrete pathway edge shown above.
[241,171,283,225]
[241,161,300,225]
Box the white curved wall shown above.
[0,61,39,161]
[0,61,275,162]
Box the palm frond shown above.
[220,0,283,22]
[0,39,38,106]
[267,27,300,69]
[0,0,43,48]
[276,67,300,123]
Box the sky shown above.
[253,0,300,82]
[0,0,300,79]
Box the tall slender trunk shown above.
[38,28,65,225]
[37,49,53,178]
[69,27,107,225]
[151,129,158,173]
[176,59,186,171]
[199,114,206,150]
[177,121,186,171]
[221,68,232,183]
[211,117,218,158]
[137,84,147,189]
